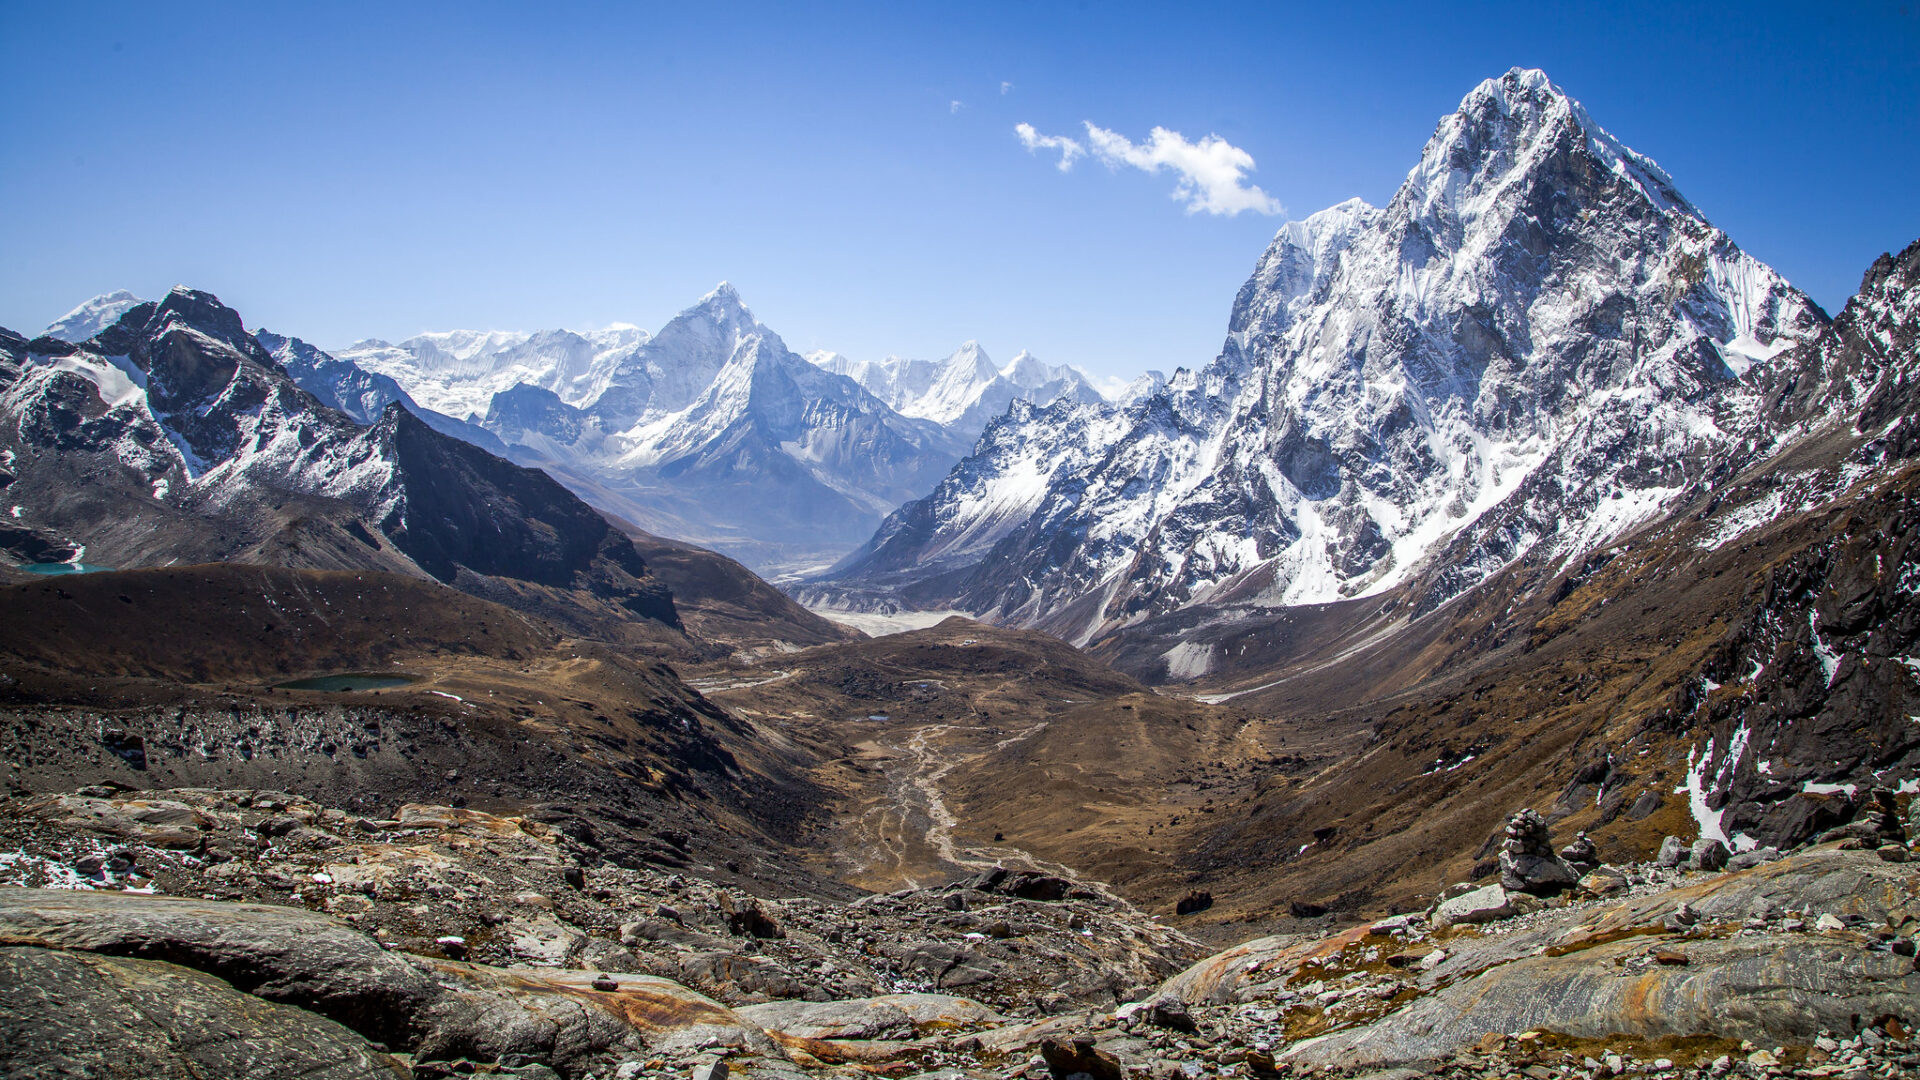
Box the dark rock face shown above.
[487,382,588,446]
[375,403,672,624]
[1676,481,1920,852]
[0,946,410,1080]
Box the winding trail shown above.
[685,669,795,693]
[849,720,1085,889]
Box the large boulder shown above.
[1430,883,1516,928]
[1691,837,1730,871]
[0,945,408,1079]
[17,793,217,849]
[0,886,443,1048]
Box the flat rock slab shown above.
[871,992,1006,1031]
[414,958,778,1071]
[0,885,442,1048]
[738,997,919,1041]
[0,945,408,1079]
[1157,928,1369,1005]
[1572,846,1920,938]
[1283,934,1920,1068]
[1420,847,1920,990]
[739,993,1002,1042]
[19,793,218,848]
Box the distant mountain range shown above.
[4,286,854,656]
[806,341,1111,441]
[37,287,1119,576]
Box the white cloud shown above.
[1015,122,1084,172]
[1082,123,1282,216]
[950,99,965,114]
[1000,81,1013,95]
[1014,119,1283,216]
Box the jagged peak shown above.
[696,281,751,314]
[1408,66,1691,223]
[678,281,760,334]
[1001,350,1053,385]
[145,286,254,349]
[944,340,997,378]
[1275,197,1376,247]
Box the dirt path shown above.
[684,669,795,693]
[842,720,1082,890]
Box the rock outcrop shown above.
[0,945,410,1079]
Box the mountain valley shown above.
[5,65,1920,1080]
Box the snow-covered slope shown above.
[809,341,1110,440]
[340,323,648,423]
[42,290,144,343]
[820,68,1827,644]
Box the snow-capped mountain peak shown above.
[41,290,144,343]
[823,67,1827,647]
[1000,350,1054,388]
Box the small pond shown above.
[18,562,115,575]
[275,673,417,692]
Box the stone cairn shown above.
[1498,809,1578,895]
[1557,831,1599,876]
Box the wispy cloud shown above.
[1000,81,1013,95]
[950,99,965,114]
[1014,121,1283,216]
[1015,122,1084,172]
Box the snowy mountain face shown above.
[820,68,1827,645]
[808,342,1110,441]
[338,286,969,573]
[257,328,416,426]
[257,329,509,455]
[339,323,649,423]
[41,290,144,343]
[0,287,676,630]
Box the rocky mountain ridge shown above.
[0,286,681,642]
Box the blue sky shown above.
[2,2,1915,383]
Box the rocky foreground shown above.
[3,787,1920,1080]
